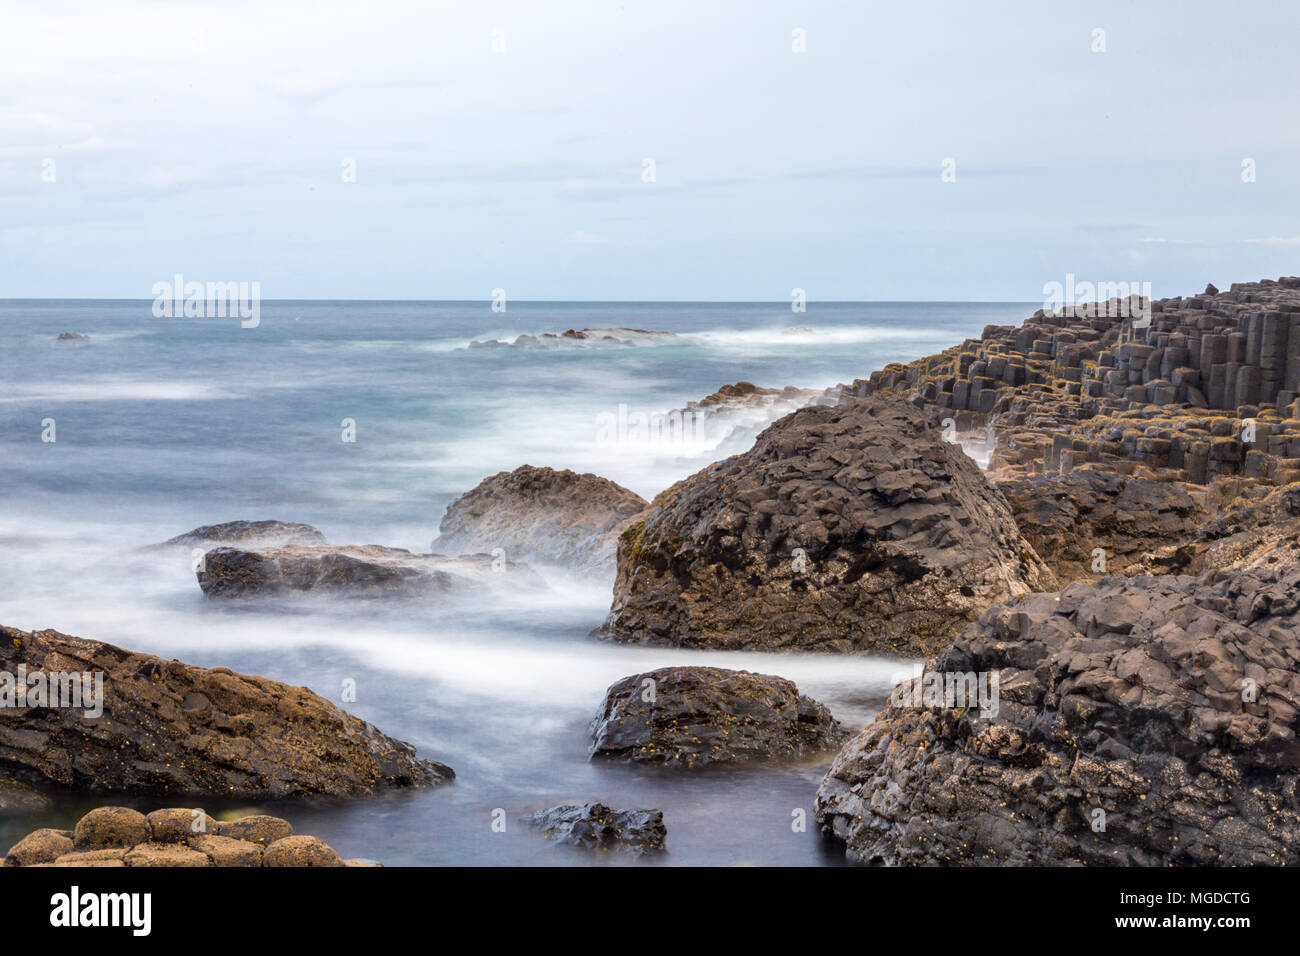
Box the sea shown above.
[0,299,1035,865]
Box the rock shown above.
[216,814,293,846]
[589,666,844,767]
[146,807,218,843]
[5,807,358,867]
[263,835,343,867]
[196,544,541,598]
[528,802,666,856]
[597,395,1056,655]
[54,331,89,344]
[155,519,326,551]
[0,776,52,811]
[74,807,150,849]
[0,623,453,798]
[468,327,672,349]
[437,465,649,574]
[189,834,263,866]
[996,469,1207,582]
[815,565,1300,865]
[123,843,212,867]
[4,829,74,866]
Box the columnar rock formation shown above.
[597,395,1056,655]
[0,624,453,797]
[847,278,1300,487]
[815,556,1300,865]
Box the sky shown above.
[2,0,1298,301]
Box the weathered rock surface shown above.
[0,623,453,797]
[995,469,1207,582]
[1193,481,1300,572]
[437,465,649,574]
[155,519,327,551]
[0,776,51,811]
[4,808,368,867]
[528,802,666,856]
[815,564,1300,865]
[597,395,1056,654]
[197,544,541,598]
[589,666,844,767]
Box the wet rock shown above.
[437,465,649,574]
[196,544,541,598]
[0,776,52,811]
[590,666,844,767]
[597,395,1056,655]
[154,519,326,550]
[54,331,89,344]
[5,807,355,867]
[263,835,343,867]
[75,807,150,849]
[528,802,666,856]
[815,565,1300,865]
[4,829,73,866]
[0,623,453,798]
[146,807,218,843]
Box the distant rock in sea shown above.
[0,623,453,798]
[468,327,673,349]
[437,465,649,574]
[53,331,89,345]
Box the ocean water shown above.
[0,299,1034,865]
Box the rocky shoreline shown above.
[7,275,1300,867]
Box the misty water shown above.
[0,299,1033,864]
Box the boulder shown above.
[437,465,648,574]
[123,843,212,867]
[597,395,1056,654]
[74,807,150,849]
[216,814,293,846]
[263,835,342,867]
[815,565,1300,865]
[4,829,73,866]
[528,802,666,856]
[146,808,218,843]
[196,544,541,598]
[589,666,844,767]
[154,519,326,550]
[0,623,453,798]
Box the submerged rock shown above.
[589,665,844,767]
[196,544,541,598]
[815,565,1300,865]
[4,808,365,867]
[469,327,672,349]
[54,331,89,345]
[437,465,649,574]
[154,519,327,551]
[528,802,666,856]
[0,623,453,798]
[597,395,1056,655]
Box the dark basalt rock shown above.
[995,468,1208,582]
[155,519,326,551]
[196,544,542,598]
[527,802,666,856]
[54,331,90,345]
[437,465,648,574]
[589,665,844,767]
[0,624,453,798]
[815,564,1300,865]
[597,394,1056,655]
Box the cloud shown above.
[1239,236,1300,246]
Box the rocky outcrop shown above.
[469,327,672,349]
[4,807,374,867]
[196,544,540,598]
[815,563,1300,865]
[1192,480,1300,572]
[0,777,51,811]
[995,469,1208,582]
[437,465,649,574]
[845,277,1300,489]
[54,332,90,345]
[589,666,844,767]
[155,519,326,550]
[0,624,453,798]
[527,802,666,856]
[597,395,1056,655]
